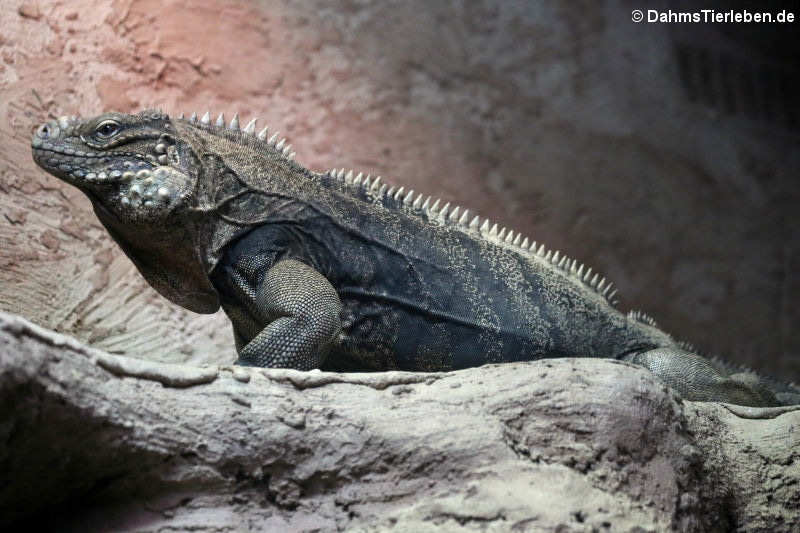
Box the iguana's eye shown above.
[95,120,121,138]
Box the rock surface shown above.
[0,0,798,379]
[2,311,798,532]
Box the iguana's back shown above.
[210,169,674,371]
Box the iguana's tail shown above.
[623,348,800,407]
[706,355,800,407]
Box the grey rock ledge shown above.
[0,311,797,532]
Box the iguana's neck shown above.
[92,199,221,313]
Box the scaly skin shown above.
[31,110,800,407]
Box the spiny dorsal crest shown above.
[677,339,698,353]
[707,355,799,392]
[176,110,296,161]
[709,354,759,376]
[627,310,658,327]
[326,167,620,307]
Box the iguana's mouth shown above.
[31,117,148,185]
[32,142,120,181]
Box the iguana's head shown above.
[32,109,300,313]
[31,110,222,313]
[32,110,195,224]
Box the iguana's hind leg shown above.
[623,348,800,407]
[236,259,342,369]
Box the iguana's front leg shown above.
[624,348,800,407]
[236,259,342,369]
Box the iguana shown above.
[31,109,800,407]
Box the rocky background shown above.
[1,1,798,373]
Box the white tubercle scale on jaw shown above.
[118,166,179,209]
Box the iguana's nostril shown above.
[36,123,50,139]
[35,121,61,140]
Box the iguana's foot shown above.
[623,348,800,407]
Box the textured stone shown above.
[1,311,797,531]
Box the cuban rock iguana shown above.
[31,109,800,407]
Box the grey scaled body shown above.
[31,110,800,407]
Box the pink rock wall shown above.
[1,0,798,377]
